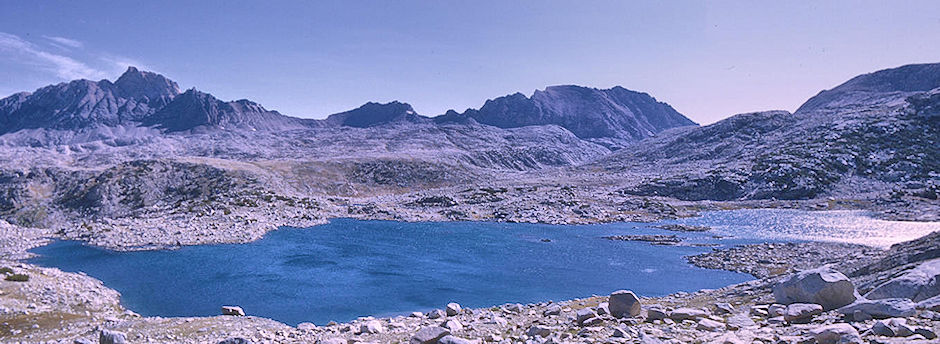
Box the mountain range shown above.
[0,67,697,148]
[0,62,937,238]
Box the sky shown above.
[1,1,939,124]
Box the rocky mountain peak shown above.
[797,63,940,114]
[113,66,181,100]
[463,85,696,147]
[324,101,429,128]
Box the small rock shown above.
[596,302,610,315]
[99,329,127,344]
[318,338,346,344]
[808,323,862,344]
[576,308,597,325]
[608,290,641,318]
[445,302,461,316]
[714,302,734,315]
[409,311,424,318]
[646,306,668,321]
[726,313,757,330]
[611,326,629,338]
[668,307,706,321]
[695,318,725,332]
[443,319,463,332]
[915,327,938,339]
[410,327,450,344]
[505,303,523,313]
[438,335,471,344]
[543,304,562,316]
[360,320,385,334]
[768,304,787,317]
[783,303,823,324]
[712,332,746,344]
[218,338,252,344]
[221,306,245,316]
[526,325,553,337]
[581,316,602,326]
[426,309,445,319]
[297,322,317,331]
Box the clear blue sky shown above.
[1,1,939,124]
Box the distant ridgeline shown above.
[0,67,697,149]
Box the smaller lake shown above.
[28,209,940,325]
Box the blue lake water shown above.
[27,209,940,325]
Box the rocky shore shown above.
[2,213,940,343]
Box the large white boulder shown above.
[865,258,940,302]
[772,266,857,310]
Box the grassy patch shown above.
[0,267,12,274]
[4,274,28,282]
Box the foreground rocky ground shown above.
[2,215,940,343]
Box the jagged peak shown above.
[114,66,181,100]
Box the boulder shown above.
[543,304,562,316]
[712,333,746,344]
[504,303,524,313]
[772,267,857,310]
[526,325,553,337]
[297,322,317,331]
[865,258,940,302]
[768,304,786,317]
[916,294,940,311]
[808,323,862,344]
[221,306,245,316]
[218,339,252,344]
[611,326,629,337]
[443,319,463,332]
[714,302,734,315]
[596,302,610,315]
[668,307,706,321]
[359,320,385,334]
[915,327,938,339]
[99,330,127,344]
[608,290,641,318]
[426,309,445,319]
[783,303,823,324]
[438,335,472,344]
[445,302,461,316]
[725,313,757,330]
[871,318,915,337]
[695,318,725,332]
[838,298,916,319]
[646,306,668,321]
[410,327,450,344]
[576,308,597,325]
[318,339,346,344]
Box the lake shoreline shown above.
[1,209,938,342]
